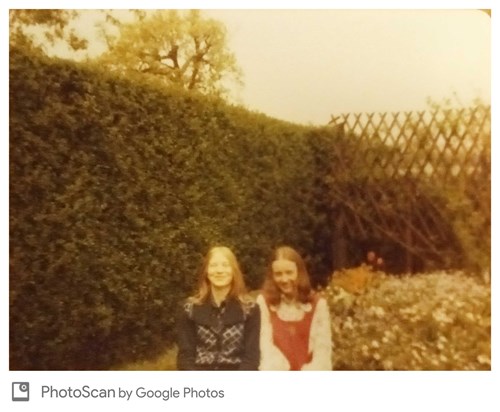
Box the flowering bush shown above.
[326,267,490,370]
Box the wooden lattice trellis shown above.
[328,105,490,272]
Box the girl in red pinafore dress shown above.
[257,246,332,371]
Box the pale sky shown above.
[61,9,490,126]
[204,9,490,125]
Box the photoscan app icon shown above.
[12,382,30,401]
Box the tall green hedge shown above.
[9,48,337,370]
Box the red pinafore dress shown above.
[267,296,318,371]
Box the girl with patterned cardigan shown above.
[176,246,260,370]
[257,246,332,371]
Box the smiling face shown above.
[271,258,298,298]
[207,251,234,290]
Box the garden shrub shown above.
[327,267,490,370]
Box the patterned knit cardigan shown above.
[176,297,260,370]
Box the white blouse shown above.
[256,294,332,371]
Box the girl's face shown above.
[272,258,298,297]
[207,252,234,290]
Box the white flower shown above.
[368,306,385,318]
[477,355,491,366]
[383,360,393,370]
[343,317,354,330]
[432,308,453,323]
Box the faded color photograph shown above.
[9,9,490,371]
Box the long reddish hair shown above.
[190,246,248,304]
[261,245,313,305]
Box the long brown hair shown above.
[261,245,313,305]
[190,246,248,304]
